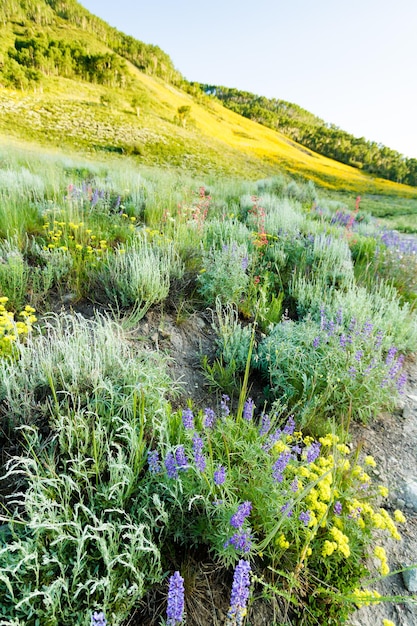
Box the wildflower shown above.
[262,428,282,451]
[166,571,185,626]
[147,450,161,474]
[227,560,251,626]
[365,455,376,467]
[312,336,320,348]
[299,510,311,526]
[334,501,342,515]
[305,441,321,464]
[203,407,216,428]
[272,451,292,482]
[192,433,206,472]
[283,415,295,435]
[259,413,271,436]
[165,452,178,479]
[91,612,107,626]
[225,530,252,553]
[230,501,252,529]
[378,486,389,498]
[348,366,357,378]
[214,465,226,486]
[175,446,189,471]
[290,478,299,492]
[382,620,395,626]
[354,350,364,362]
[280,502,293,518]
[385,346,397,365]
[393,509,406,523]
[182,408,194,430]
[243,398,255,421]
[221,394,230,417]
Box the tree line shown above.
[197,84,417,187]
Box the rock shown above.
[404,480,417,509]
[402,566,417,592]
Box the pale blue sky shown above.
[80,0,417,158]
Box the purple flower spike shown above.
[306,441,321,464]
[147,450,161,474]
[299,510,311,526]
[175,446,189,471]
[259,413,271,436]
[283,415,295,435]
[243,398,255,421]
[203,407,216,428]
[166,571,185,626]
[312,336,320,348]
[272,451,292,482]
[91,612,107,626]
[230,501,252,529]
[182,408,194,430]
[214,465,226,485]
[165,452,178,479]
[192,433,206,472]
[224,531,252,554]
[334,501,342,515]
[227,560,251,624]
[221,394,230,417]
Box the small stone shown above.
[404,480,417,509]
[402,566,417,592]
[396,498,406,509]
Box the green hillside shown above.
[0,0,417,232]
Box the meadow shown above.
[0,141,416,626]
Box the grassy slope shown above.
[1,3,417,230]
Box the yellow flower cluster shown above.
[374,545,390,576]
[42,220,108,257]
[382,620,395,626]
[0,298,36,358]
[276,533,290,550]
[350,588,381,607]
[322,526,351,558]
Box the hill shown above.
[1,0,417,228]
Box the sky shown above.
[80,0,417,158]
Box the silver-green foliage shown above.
[91,236,184,317]
[0,314,174,624]
[197,241,250,306]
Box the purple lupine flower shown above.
[221,394,230,417]
[339,334,347,349]
[389,354,405,379]
[375,330,384,348]
[230,501,252,529]
[334,501,342,515]
[292,443,302,455]
[182,408,194,430]
[397,372,407,392]
[203,407,216,428]
[243,398,255,421]
[349,317,357,332]
[283,415,295,435]
[320,307,326,330]
[326,320,335,337]
[312,336,320,348]
[348,366,357,379]
[214,465,226,485]
[166,571,185,626]
[91,189,99,208]
[147,450,161,474]
[280,502,293,517]
[299,510,311,526]
[362,320,374,337]
[290,478,299,492]
[165,452,178,479]
[272,451,292,482]
[175,446,189,471]
[385,346,397,365]
[114,195,121,211]
[241,256,249,271]
[192,433,206,472]
[262,428,282,452]
[225,531,252,553]
[354,350,364,362]
[227,560,251,624]
[91,612,107,626]
[305,441,321,463]
[259,413,271,436]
